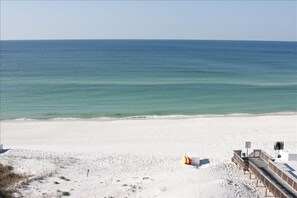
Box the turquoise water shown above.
[1,40,296,120]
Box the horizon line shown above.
[1,38,296,42]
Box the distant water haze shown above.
[1,40,296,119]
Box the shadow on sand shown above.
[0,149,9,154]
[199,158,210,167]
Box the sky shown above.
[0,1,296,41]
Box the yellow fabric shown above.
[183,156,191,164]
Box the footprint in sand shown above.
[159,187,167,192]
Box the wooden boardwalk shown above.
[232,149,297,198]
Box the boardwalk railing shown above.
[248,149,261,158]
[248,149,273,163]
[248,161,288,198]
[268,161,297,191]
[233,149,297,198]
[232,150,249,171]
[260,151,273,164]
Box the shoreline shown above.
[2,111,297,122]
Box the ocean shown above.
[1,40,296,120]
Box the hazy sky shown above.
[1,1,296,41]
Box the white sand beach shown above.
[1,114,297,197]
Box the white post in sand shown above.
[245,141,251,157]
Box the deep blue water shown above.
[1,40,296,119]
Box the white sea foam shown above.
[3,111,297,122]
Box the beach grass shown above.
[0,164,28,198]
